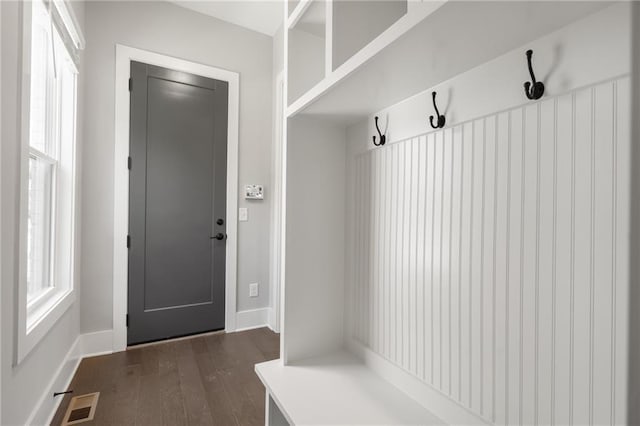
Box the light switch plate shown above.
[249,283,259,297]
[239,208,248,222]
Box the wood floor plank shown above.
[135,369,164,425]
[156,341,189,426]
[175,339,216,425]
[193,347,240,426]
[107,364,142,424]
[51,327,279,426]
[252,328,280,359]
[218,366,263,426]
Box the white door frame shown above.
[112,44,240,352]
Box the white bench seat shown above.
[255,351,445,425]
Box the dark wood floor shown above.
[52,327,279,426]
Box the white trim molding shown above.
[52,0,85,50]
[113,44,240,352]
[269,71,284,334]
[267,307,279,332]
[235,308,271,332]
[280,0,289,363]
[74,329,113,358]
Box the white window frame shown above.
[16,0,83,364]
[26,147,57,308]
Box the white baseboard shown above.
[29,330,114,426]
[347,338,491,426]
[234,308,271,332]
[267,307,279,333]
[76,329,114,358]
[26,337,81,426]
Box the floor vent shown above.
[62,392,99,425]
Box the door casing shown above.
[113,44,240,352]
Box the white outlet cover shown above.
[239,207,248,222]
[249,283,259,297]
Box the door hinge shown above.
[128,78,132,92]
[127,156,132,170]
[127,235,131,248]
[126,314,129,327]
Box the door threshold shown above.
[127,328,225,349]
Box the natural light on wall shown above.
[17,0,84,362]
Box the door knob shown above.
[211,233,226,240]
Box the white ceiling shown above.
[168,1,284,36]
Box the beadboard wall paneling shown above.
[349,77,630,425]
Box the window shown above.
[18,0,83,361]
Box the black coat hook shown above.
[373,116,386,146]
[429,91,445,129]
[524,49,544,100]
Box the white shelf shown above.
[287,0,300,18]
[255,352,444,425]
[286,1,443,118]
[286,1,610,125]
[289,0,325,36]
[287,0,313,30]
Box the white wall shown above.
[283,116,346,363]
[346,3,631,425]
[331,0,406,70]
[1,1,85,424]
[287,27,325,104]
[80,1,274,334]
[273,24,285,78]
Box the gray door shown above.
[128,61,228,345]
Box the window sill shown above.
[17,288,75,364]
[26,286,56,323]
